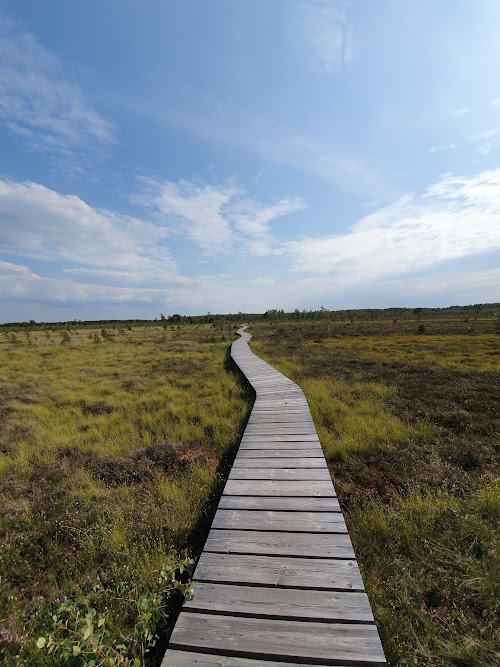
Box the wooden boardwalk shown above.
[161,327,387,666]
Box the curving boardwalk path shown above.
[162,327,387,666]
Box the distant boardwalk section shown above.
[162,326,387,666]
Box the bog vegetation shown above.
[250,313,499,667]
[0,307,498,666]
[0,323,251,666]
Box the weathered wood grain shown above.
[212,509,346,532]
[195,553,364,590]
[223,479,336,497]
[162,649,345,666]
[228,468,331,481]
[233,456,326,467]
[239,440,323,450]
[236,450,325,458]
[241,434,320,442]
[218,495,340,512]
[168,613,386,665]
[183,582,374,622]
[204,529,354,559]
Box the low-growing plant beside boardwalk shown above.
[250,318,499,667]
[0,324,250,666]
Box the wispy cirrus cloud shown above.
[429,143,457,153]
[139,178,306,256]
[450,107,470,117]
[0,16,114,166]
[281,169,500,284]
[112,84,386,198]
[301,0,352,74]
[470,128,499,156]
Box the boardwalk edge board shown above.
[161,326,387,666]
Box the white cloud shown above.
[0,179,175,277]
[140,178,306,256]
[282,169,500,281]
[229,197,306,255]
[147,180,238,254]
[469,129,498,156]
[0,261,159,304]
[489,98,500,107]
[0,18,114,163]
[450,107,470,117]
[477,144,493,155]
[429,143,457,153]
[473,128,498,141]
[301,0,352,74]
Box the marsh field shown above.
[0,316,499,666]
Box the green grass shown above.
[250,320,500,667]
[0,324,250,666]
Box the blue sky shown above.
[1,0,499,322]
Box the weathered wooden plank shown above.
[194,553,363,590]
[239,440,322,450]
[168,613,386,665]
[248,407,310,413]
[184,582,375,622]
[236,449,325,458]
[244,428,318,436]
[251,411,310,416]
[248,414,313,420]
[246,420,315,427]
[233,456,326,467]
[212,510,346,533]
[253,401,309,407]
[229,468,331,481]
[223,480,336,497]
[252,407,309,413]
[247,418,315,425]
[241,434,320,442]
[205,530,354,559]
[162,649,340,666]
[218,495,340,512]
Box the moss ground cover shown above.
[250,318,499,667]
[0,324,250,666]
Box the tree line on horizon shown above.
[1,302,499,329]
